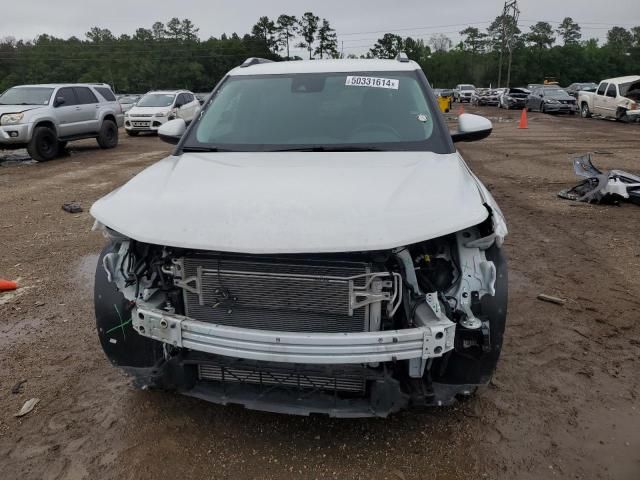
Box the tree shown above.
[86,27,114,43]
[297,12,320,59]
[429,34,452,52]
[251,16,278,54]
[632,26,640,47]
[151,22,166,40]
[369,33,404,58]
[166,18,182,40]
[527,22,556,49]
[606,26,633,51]
[276,15,298,59]
[404,37,430,63]
[486,14,521,52]
[460,27,488,54]
[315,19,338,59]
[556,17,581,45]
[181,19,200,41]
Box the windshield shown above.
[185,71,450,152]
[459,85,475,91]
[619,81,640,97]
[136,93,175,107]
[119,96,138,104]
[0,87,54,106]
[544,88,568,97]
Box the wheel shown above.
[616,109,630,123]
[580,103,591,118]
[97,120,118,149]
[26,126,59,162]
[126,130,139,137]
[541,103,546,114]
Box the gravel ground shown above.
[0,111,639,480]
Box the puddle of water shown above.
[0,149,36,167]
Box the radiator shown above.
[176,255,381,333]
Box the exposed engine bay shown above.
[95,216,507,417]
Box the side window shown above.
[74,87,98,104]
[596,83,607,96]
[55,87,78,107]
[177,93,187,106]
[606,84,617,98]
[94,87,116,102]
[186,93,194,103]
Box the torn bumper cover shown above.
[132,302,456,365]
[558,153,640,205]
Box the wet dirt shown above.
[0,112,639,479]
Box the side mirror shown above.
[451,113,492,143]
[54,97,66,107]
[158,118,186,145]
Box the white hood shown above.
[127,105,172,116]
[91,152,489,254]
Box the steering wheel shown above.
[351,122,402,139]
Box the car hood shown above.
[128,106,172,115]
[0,105,45,115]
[91,152,489,254]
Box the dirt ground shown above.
[0,109,638,480]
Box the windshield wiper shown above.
[181,146,231,152]
[273,146,386,152]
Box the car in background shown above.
[195,92,212,105]
[0,83,123,161]
[118,95,140,113]
[453,84,476,103]
[124,90,200,136]
[472,89,500,106]
[526,86,577,114]
[578,76,640,122]
[565,83,597,98]
[498,87,530,110]
[91,55,508,418]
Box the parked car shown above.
[91,55,508,418]
[454,84,476,103]
[195,92,212,105]
[498,87,530,110]
[0,83,123,161]
[472,89,500,106]
[526,86,577,114]
[124,90,200,136]
[565,82,598,98]
[117,95,140,113]
[578,76,640,122]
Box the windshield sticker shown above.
[345,76,399,90]
[417,114,429,123]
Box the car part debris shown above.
[558,154,640,205]
[14,398,39,417]
[62,202,83,213]
[11,379,26,394]
[537,294,566,306]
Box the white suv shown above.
[92,56,507,417]
[124,90,200,136]
[454,84,476,103]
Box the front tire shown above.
[97,120,118,149]
[581,103,591,118]
[27,126,59,162]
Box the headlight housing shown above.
[0,113,24,125]
[545,99,560,104]
[154,111,168,118]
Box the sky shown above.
[1,0,639,56]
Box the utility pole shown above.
[497,0,519,88]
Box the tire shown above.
[541,103,546,114]
[581,103,591,118]
[26,126,59,162]
[126,130,139,137]
[97,120,118,149]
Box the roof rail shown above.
[240,57,275,68]
[396,52,410,63]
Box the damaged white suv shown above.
[91,55,508,417]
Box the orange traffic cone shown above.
[0,279,17,291]
[458,104,465,115]
[518,108,528,129]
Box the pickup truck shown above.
[578,76,640,122]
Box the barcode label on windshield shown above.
[345,76,399,90]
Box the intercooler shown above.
[174,254,399,334]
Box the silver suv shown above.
[0,83,124,161]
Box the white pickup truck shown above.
[578,76,640,122]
